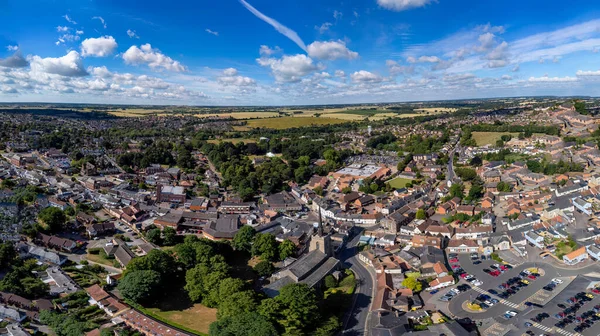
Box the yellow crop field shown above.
[321,113,366,121]
[195,112,280,119]
[413,107,457,113]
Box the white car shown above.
[485,300,494,306]
[473,280,483,287]
[505,310,517,317]
[465,275,474,280]
[552,278,563,284]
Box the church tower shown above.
[310,206,332,257]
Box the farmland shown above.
[240,116,349,129]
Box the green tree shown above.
[252,233,278,261]
[313,186,324,196]
[314,316,341,336]
[574,101,588,115]
[0,242,17,270]
[145,228,162,245]
[402,277,422,292]
[118,270,162,304]
[38,207,67,233]
[449,183,464,199]
[209,312,278,336]
[162,227,177,246]
[277,283,319,333]
[217,290,257,319]
[217,277,247,303]
[279,240,296,260]
[469,156,482,167]
[415,209,426,220]
[233,225,256,253]
[324,274,338,288]
[254,260,275,277]
[126,249,177,277]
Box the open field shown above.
[146,304,216,335]
[241,116,349,129]
[207,138,256,144]
[321,113,366,121]
[386,177,413,189]
[471,132,520,146]
[368,113,398,121]
[195,112,280,119]
[333,109,388,116]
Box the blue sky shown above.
[1,0,600,105]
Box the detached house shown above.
[563,246,589,265]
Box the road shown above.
[341,232,375,336]
[446,142,459,183]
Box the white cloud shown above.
[92,16,107,29]
[377,0,434,12]
[528,75,578,82]
[127,29,139,39]
[29,51,88,77]
[81,36,118,57]
[0,51,29,68]
[334,70,346,78]
[477,32,496,51]
[217,68,256,87]
[386,60,414,75]
[76,30,84,35]
[315,22,332,34]
[418,55,440,63]
[259,45,282,56]
[576,70,600,76]
[63,14,77,24]
[239,0,307,52]
[123,44,186,72]
[257,54,321,82]
[6,45,18,51]
[501,75,512,80]
[56,26,70,32]
[351,70,382,83]
[307,40,358,60]
[406,56,417,63]
[333,10,343,20]
[205,29,219,36]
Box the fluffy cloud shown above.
[528,75,578,82]
[6,45,18,51]
[127,30,139,39]
[377,0,434,12]
[56,26,70,32]
[259,45,281,56]
[81,36,118,57]
[123,44,186,72]
[477,32,496,51]
[29,51,88,77]
[351,70,382,83]
[217,68,256,87]
[307,40,358,60]
[0,52,29,68]
[258,54,321,82]
[386,60,414,75]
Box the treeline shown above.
[468,123,561,136]
[399,133,449,154]
[526,159,584,175]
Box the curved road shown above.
[341,232,376,335]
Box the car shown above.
[524,322,533,327]
[490,265,498,270]
[483,268,491,273]
[473,280,483,286]
[457,284,471,291]
[500,265,508,271]
[543,286,555,291]
[449,258,459,263]
[452,264,461,269]
[490,298,499,304]
[429,289,439,295]
[527,275,537,280]
[473,260,482,265]
[506,310,517,317]
[586,293,594,299]
[481,255,487,260]
[488,289,498,295]
[521,279,530,285]
[558,303,567,309]
[592,288,600,294]
[460,273,468,278]
[552,278,563,284]
[480,302,490,309]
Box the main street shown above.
[341,231,376,335]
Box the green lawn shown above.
[145,304,215,335]
[387,177,413,189]
[471,132,519,146]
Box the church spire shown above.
[318,206,324,237]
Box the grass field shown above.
[413,107,457,113]
[333,109,388,116]
[386,177,413,189]
[321,113,366,121]
[146,304,216,335]
[471,132,520,146]
[195,112,280,119]
[207,138,256,144]
[242,116,348,129]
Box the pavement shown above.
[341,233,376,336]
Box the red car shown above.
[491,271,501,277]
[528,275,537,280]
[452,264,461,269]
[460,273,469,278]
[500,265,508,271]
[449,258,459,263]
[592,289,600,294]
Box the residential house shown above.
[563,246,589,265]
[446,239,479,253]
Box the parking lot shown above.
[535,275,600,336]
